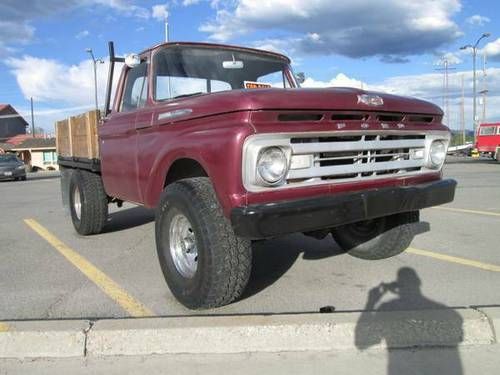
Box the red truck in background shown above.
[56,41,456,309]
[476,123,500,161]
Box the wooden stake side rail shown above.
[55,110,100,160]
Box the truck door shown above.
[100,59,149,203]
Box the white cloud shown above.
[75,30,90,40]
[152,4,169,21]
[200,0,462,61]
[484,38,500,62]
[466,14,490,26]
[5,54,126,130]
[302,73,365,89]
[301,68,500,126]
[91,0,150,18]
[182,0,201,5]
[6,55,123,108]
[6,56,105,106]
[435,52,462,66]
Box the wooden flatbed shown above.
[55,110,101,171]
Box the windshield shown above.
[0,154,19,163]
[153,46,293,101]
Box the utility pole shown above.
[460,75,465,145]
[460,32,491,142]
[85,48,104,114]
[479,51,488,123]
[435,58,455,128]
[30,97,35,137]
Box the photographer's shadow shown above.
[355,267,463,374]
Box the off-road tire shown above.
[155,177,252,309]
[69,170,108,235]
[331,211,419,260]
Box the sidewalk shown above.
[2,345,500,375]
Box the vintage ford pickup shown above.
[56,41,456,309]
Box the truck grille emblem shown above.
[357,94,384,107]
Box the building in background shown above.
[11,138,58,171]
[0,142,13,154]
[0,104,28,142]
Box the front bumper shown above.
[0,169,26,180]
[231,179,457,239]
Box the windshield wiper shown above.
[173,92,204,99]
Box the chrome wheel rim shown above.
[73,186,82,220]
[169,214,198,278]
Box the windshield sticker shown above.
[244,81,272,89]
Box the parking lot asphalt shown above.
[1,160,499,320]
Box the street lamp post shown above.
[460,33,490,142]
[85,48,104,114]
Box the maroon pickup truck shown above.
[58,41,456,309]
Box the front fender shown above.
[141,112,254,217]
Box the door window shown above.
[120,61,148,112]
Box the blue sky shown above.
[1,0,500,133]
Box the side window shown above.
[43,151,56,164]
[479,127,495,136]
[120,61,148,112]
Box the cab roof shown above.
[139,41,291,64]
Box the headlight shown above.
[429,140,447,168]
[16,165,25,170]
[257,147,289,184]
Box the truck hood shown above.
[160,87,443,121]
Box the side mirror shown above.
[223,60,244,69]
[125,54,141,68]
[295,72,305,84]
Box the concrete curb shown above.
[0,307,498,359]
[0,320,88,358]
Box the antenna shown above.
[165,14,169,42]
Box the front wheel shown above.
[155,177,252,309]
[331,211,419,260]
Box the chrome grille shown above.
[288,134,426,182]
[242,130,450,192]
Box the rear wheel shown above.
[331,211,419,260]
[155,177,252,309]
[69,170,108,235]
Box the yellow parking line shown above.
[0,322,9,332]
[407,247,500,272]
[431,206,500,217]
[24,218,154,317]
